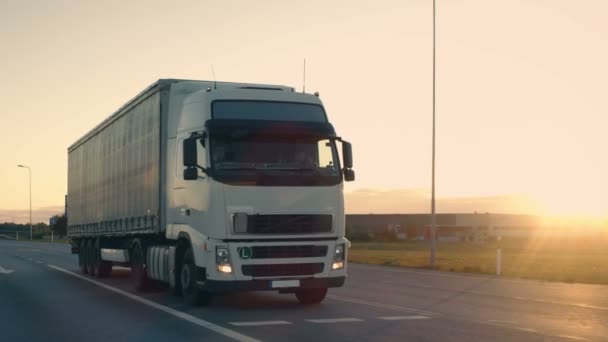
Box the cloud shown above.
[0,206,64,224]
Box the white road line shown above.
[556,335,591,341]
[351,264,608,289]
[515,327,538,333]
[230,321,291,327]
[485,320,517,324]
[380,280,608,311]
[18,249,41,252]
[327,295,437,316]
[378,315,430,321]
[306,318,363,324]
[35,260,43,264]
[0,265,15,274]
[47,265,260,342]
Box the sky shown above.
[1,0,607,223]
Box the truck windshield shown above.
[211,137,341,186]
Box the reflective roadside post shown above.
[496,235,502,276]
[17,164,33,240]
[50,216,56,243]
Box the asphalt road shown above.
[1,239,606,342]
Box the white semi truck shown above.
[67,79,355,305]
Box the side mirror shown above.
[344,169,355,182]
[342,141,353,169]
[183,137,198,167]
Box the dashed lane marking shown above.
[485,320,517,323]
[230,321,291,327]
[327,295,437,316]
[47,264,261,342]
[306,318,363,324]
[0,265,15,274]
[379,279,608,311]
[378,315,430,321]
[556,335,591,341]
[352,264,608,289]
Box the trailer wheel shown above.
[79,239,87,274]
[130,241,149,291]
[93,238,112,278]
[295,288,328,305]
[181,247,212,306]
[85,239,96,275]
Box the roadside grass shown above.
[348,237,608,285]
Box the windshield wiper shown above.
[216,162,257,170]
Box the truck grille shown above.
[246,215,332,234]
[242,263,324,277]
[250,245,328,259]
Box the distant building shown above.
[345,213,542,241]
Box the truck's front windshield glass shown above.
[211,137,341,186]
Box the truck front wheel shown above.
[180,247,212,306]
[295,288,328,305]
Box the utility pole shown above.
[430,0,437,267]
[18,164,33,240]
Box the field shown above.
[348,236,608,285]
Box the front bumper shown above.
[204,276,345,293]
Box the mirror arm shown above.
[196,165,210,175]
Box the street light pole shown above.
[430,0,437,267]
[17,165,32,240]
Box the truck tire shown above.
[79,239,87,274]
[181,247,212,306]
[130,241,149,291]
[295,288,328,305]
[85,239,95,275]
[93,238,112,278]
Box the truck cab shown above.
[167,82,354,304]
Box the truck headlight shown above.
[332,244,345,270]
[216,247,232,273]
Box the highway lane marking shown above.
[485,320,517,324]
[378,315,430,321]
[351,264,608,289]
[327,294,438,316]
[17,249,41,252]
[556,335,591,341]
[0,265,15,274]
[379,279,608,311]
[47,265,261,342]
[230,321,291,327]
[514,327,538,333]
[306,318,363,323]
